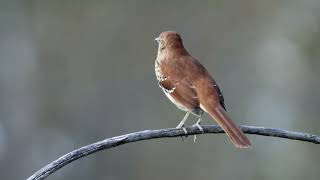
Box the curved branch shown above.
[27,125,320,180]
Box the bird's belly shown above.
[163,90,189,112]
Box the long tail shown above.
[206,105,251,148]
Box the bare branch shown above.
[27,125,320,180]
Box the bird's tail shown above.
[206,105,251,148]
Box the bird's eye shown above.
[154,37,160,43]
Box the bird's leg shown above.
[193,115,204,132]
[176,111,190,135]
[192,111,204,142]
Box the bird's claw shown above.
[176,123,188,138]
[177,126,188,141]
[192,122,204,143]
[193,122,204,133]
[176,125,188,137]
[182,127,188,135]
[177,125,188,136]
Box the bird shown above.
[154,31,251,148]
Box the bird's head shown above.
[155,31,184,51]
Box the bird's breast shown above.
[155,59,164,82]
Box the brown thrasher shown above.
[154,31,251,148]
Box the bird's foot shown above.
[176,124,188,136]
[192,122,204,133]
[192,121,204,143]
[182,127,188,135]
[176,111,191,140]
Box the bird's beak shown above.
[154,37,160,43]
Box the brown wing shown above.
[158,77,200,111]
[212,82,226,110]
[189,58,226,111]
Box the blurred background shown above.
[1,0,320,179]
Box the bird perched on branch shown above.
[154,31,251,148]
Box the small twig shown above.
[27,125,320,180]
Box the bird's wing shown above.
[211,82,226,110]
[189,58,226,110]
[158,77,200,111]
